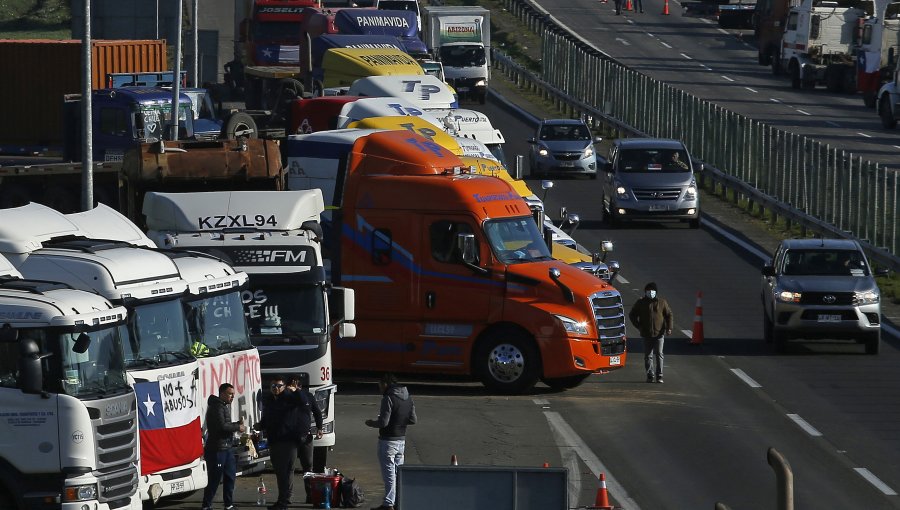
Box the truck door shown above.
[93,104,134,163]
[410,215,494,372]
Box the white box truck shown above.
[421,5,491,103]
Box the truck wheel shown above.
[825,66,842,93]
[862,92,876,109]
[758,49,771,66]
[475,328,540,394]
[0,183,32,209]
[313,80,325,97]
[279,78,304,100]
[879,96,897,129]
[542,374,590,391]
[790,64,802,89]
[0,486,17,510]
[771,49,783,75]
[864,331,881,355]
[221,112,258,139]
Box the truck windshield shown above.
[185,291,253,354]
[253,22,303,43]
[439,45,486,67]
[58,325,130,397]
[135,104,192,143]
[484,216,553,264]
[124,299,192,368]
[243,283,327,345]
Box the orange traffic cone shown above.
[625,0,633,10]
[662,0,670,14]
[450,454,458,466]
[690,291,704,345]
[593,473,614,510]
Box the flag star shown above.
[143,393,157,416]
[263,48,273,58]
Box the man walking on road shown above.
[365,373,417,510]
[629,282,674,383]
[202,383,245,510]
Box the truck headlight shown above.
[538,147,549,157]
[777,290,801,303]
[583,146,594,158]
[64,483,98,502]
[554,314,589,335]
[475,79,486,87]
[855,290,880,305]
[615,182,629,200]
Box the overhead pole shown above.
[192,0,199,87]
[170,0,184,141]
[81,0,94,211]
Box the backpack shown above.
[340,477,365,508]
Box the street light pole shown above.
[81,0,93,211]
[170,0,183,141]
[193,0,199,87]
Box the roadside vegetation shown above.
[0,0,71,39]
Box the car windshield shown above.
[781,249,869,276]
[186,291,253,355]
[539,124,591,141]
[617,148,691,173]
[484,217,553,264]
[439,45,486,67]
[243,283,327,345]
[124,299,191,368]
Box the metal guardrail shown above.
[491,0,900,271]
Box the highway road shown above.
[527,0,900,168]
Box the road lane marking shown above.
[701,219,771,261]
[699,18,712,23]
[796,109,811,116]
[615,274,630,284]
[826,121,840,127]
[895,145,900,149]
[854,468,898,495]
[731,368,762,388]
[770,98,782,103]
[661,41,672,48]
[786,413,822,436]
[545,411,642,510]
[533,398,550,406]
[718,28,729,34]
[745,87,758,93]
[858,132,873,138]
[616,37,632,46]
[700,64,712,70]
[722,75,735,82]
[681,53,693,59]
[682,329,693,338]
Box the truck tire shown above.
[279,78,304,101]
[221,112,258,139]
[864,331,881,355]
[825,66,842,93]
[771,48,783,76]
[475,327,540,394]
[541,374,590,391]
[790,63,802,89]
[758,49,771,66]
[863,92,877,109]
[0,183,32,209]
[0,486,17,510]
[879,96,897,129]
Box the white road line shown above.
[699,17,711,23]
[701,218,772,261]
[533,398,550,406]
[796,109,811,116]
[681,53,693,59]
[681,329,693,338]
[858,132,873,138]
[786,413,823,436]
[826,121,841,127]
[700,64,711,70]
[722,75,735,82]
[731,368,762,388]
[770,98,782,103]
[895,145,900,150]
[661,41,672,48]
[545,411,642,510]
[854,468,898,496]
[717,28,729,34]
[615,274,630,285]
[744,87,758,93]
[616,37,632,46]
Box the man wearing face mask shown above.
[629,282,674,383]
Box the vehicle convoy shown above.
[347,74,459,108]
[527,119,601,179]
[0,203,208,505]
[314,47,426,95]
[0,254,141,510]
[287,129,628,393]
[333,8,428,56]
[761,238,888,353]
[598,138,701,228]
[421,5,491,103]
[0,38,167,156]
[140,189,357,472]
[62,205,265,474]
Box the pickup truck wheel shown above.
[222,112,258,139]
[542,374,590,391]
[0,183,32,209]
[879,96,897,129]
[475,328,540,394]
[865,331,881,355]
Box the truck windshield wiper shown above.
[126,357,159,368]
[156,350,192,361]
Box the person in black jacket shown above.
[289,375,322,503]
[365,373,417,510]
[202,383,245,510]
[255,375,323,510]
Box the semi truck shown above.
[333,8,428,56]
[285,129,627,393]
[864,2,900,108]
[421,5,491,103]
[141,189,356,472]
[0,255,141,510]
[0,203,208,505]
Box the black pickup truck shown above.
[681,0,755,29]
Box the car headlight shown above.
[583,146,594,158]
[538,147,549,157]
[554,314,589,336]
[64,483,98,502]
[776,290,801,303]
[684,185,696,200]
[855,290,880,305]
[475,79,486,87]
[615,182,629,199]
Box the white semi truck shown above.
[63,204,266,475]
[0,203,209,504]
[0,254,141,510]
[421,5,491,103]
[141,189,356,471]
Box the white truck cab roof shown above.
[337,96,455,133]
[347,74,458,109]
[0,278,127,328]
[428,108,505,145]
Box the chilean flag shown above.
[135,374,203,475]
[255,44,300,65]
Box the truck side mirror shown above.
[762,265,776,277]
[18,338,44,395]
[329,287,355,323]
[73,332,91,354]
[457,233,478,265]
[604,161,614,173]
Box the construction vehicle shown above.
[285,129,627,393]
[0,254,141,510]
[0,203,208,505]
[141,189,356,472]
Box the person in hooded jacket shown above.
[254,375,323,510]
[629,282,674,383]
[202,382,245,510]
[365,373,417,510]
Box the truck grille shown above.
[590,290,627,355]
[93,410,138,504]
[633,188,682,201]
[799,292,855,306]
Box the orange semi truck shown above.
[301,130,627,393]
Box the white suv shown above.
[761,238,888,354]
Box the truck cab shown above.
[334,8,428,57]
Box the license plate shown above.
[170,481,185,494]
[648,204,668,211]
[817,314,841,322]
[609,356,621,366]
[560,161,575,167]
